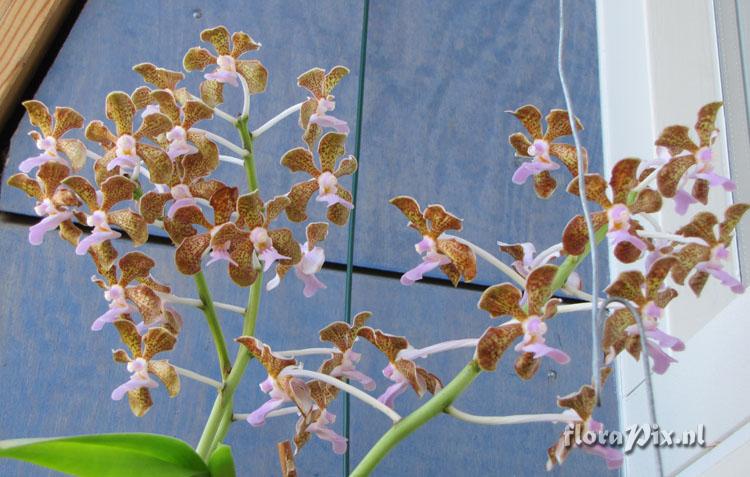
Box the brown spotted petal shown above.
[135,112,173,140]
[210,186,238,225]
[533,170,557,199]
[136,143,174,184]
[85,120,116,150]
[125,285,162,324]
[142,327,177,360]
[557,384,597,422]
[22,100,53,135]
[508,132,532,157]
[89,241,119,277]
[118,251,155,285]
[51,107,84,138]
[105,92,136,136]
[183,47,217,71]
[543,109,583,142]
[602,307,637,361]
[514,352,541,380]
[100,175,136,211]
[389,196,428,235]
[108,210,148,246]
[630,188,662,214]
[237,191,265,229]
[7,173,43,200]
[676,211,718,244]
[58,220,82,246]
[324,66,350,96]
[175,233,211,275]
[236,60,268,94]
[201,26,231,55]
[608,158,641,203]
[34,162,69,198]
[281,147,320,176]
[285,179,317,222]
[525,264,558,316]
[334,155,358,177]
[228,238,258,286]
[165,205,211,245]
[357,327,409,362]
[62,175,98,210]
[689,271,711,296]
[200,80,224,108]
[655,125,697,153]
[326,187,353,226]
[128,386,154,417]
[561,211,608,256]
[671,243,711,285]
[478,283,526,320]
[266,195,291,224]
[318,132,347,172]
[566,174,611,208]
[131,86,152,111]
[695,102,723,146]
[181,100,214,129]
[656,155,696,198]
[278,441,297,477]
[270,228,301,265]
[231,31,261,57]
[613,238,645,264]
[508,105,543,138]
[210,222,245,250]
[183,133,219,180]
[113,349,130,364]
[148,360,180,397]
[319,312,371,352]
[719,203,750,245]
[306,222,329,249]
[114,319,142,357]
[549,143,586,177]
[424,205,463,236]
[140,191,171,223]
[297,68,325,98]
[236,337,296,378]
[605,270,646,304]
[645,257,677,298]
[132,63,185,90]
[475,324,523,371]
[436,238,476,285]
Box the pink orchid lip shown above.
[204,55,239,86]
[141,104,161,118]
[316,172,355,209]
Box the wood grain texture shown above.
[0,0,74,130]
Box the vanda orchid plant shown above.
[1,21,747,477]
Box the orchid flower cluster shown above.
[5,24,748,477]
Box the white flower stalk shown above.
[158,293,246,315]
[86,149,102,161]
[233,406,298,422]
[172,365,222,389]
[190,127,247,157]
[252,102,304,138]
[400,338,479,361]
[638,230,709,246]
[219,155,245,167]
[238,74,251,119]
[442,234,526,287]
[445,406,578,426]
[280,368,401,423]
[275,347,338,358]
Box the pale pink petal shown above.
[247,398,285,427]
[296,268,327,298]
[674,189,698,215]
[75,230,121,256]
[309,113,350,134]
[316,192,354,209]
[111,376,158,401]
[167,198,197,219]
[695,171,736,191]
[521,342,571,365]
[646,328,685,352]
[400,259,443,286]
[583,444,624,470]
[204,70,239,87]
[377,381,409,409]
[703,266,746,294]
[259,248,290,272]
[91,303,132,331]
[645,341,677,374]
[28,212,71,245]
[19,154,57,173]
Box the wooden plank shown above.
[0,0,74,130]
[0,0,364,264]
[0,219,347,476]
[352,0,606,286]
[348,273,619,476]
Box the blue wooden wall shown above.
[0,1,617,475]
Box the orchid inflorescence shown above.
[6,24,748,476]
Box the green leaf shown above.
[208,444,236,477]
[0,433,210,477]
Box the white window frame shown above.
[596,1,750,475]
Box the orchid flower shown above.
[85,91,174,184]
[18,100,86,173]
[390,196,477,286]
[669,204,749,295]
[655,102,735,215]
[507,105,585,198]
[603,257,684,374]
[357,326,442,408]
[268,222,329,297]
[563,158,663,264]
[236,337,349,455]
[547,370,623,471]
[477,265,570,377]
[183,26,268,107]
[61,174,147,255]
[297,66,351,147]
[498,241,582,293]
[111,320,180,417]
[280,132,357,226]
[8,162,81,246]
[318,312,376,391]
[147,87,216,161]
[90,251,172,332]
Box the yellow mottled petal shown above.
[318,132,347,172]
[132,63,184,90]
[297,68,326,98]
[108,209,148,246]
[105,92,136,136]
[201,26,231,55]
[52,107,84,138]
[183,47,216,71]
[236,60,268,94]
[22,100,52,135]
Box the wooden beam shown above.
[0,0,74,131]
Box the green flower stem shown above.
[193,271,232,378]
[551,224,608,293]
[351,361,482,476]
[196,114,264,461]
